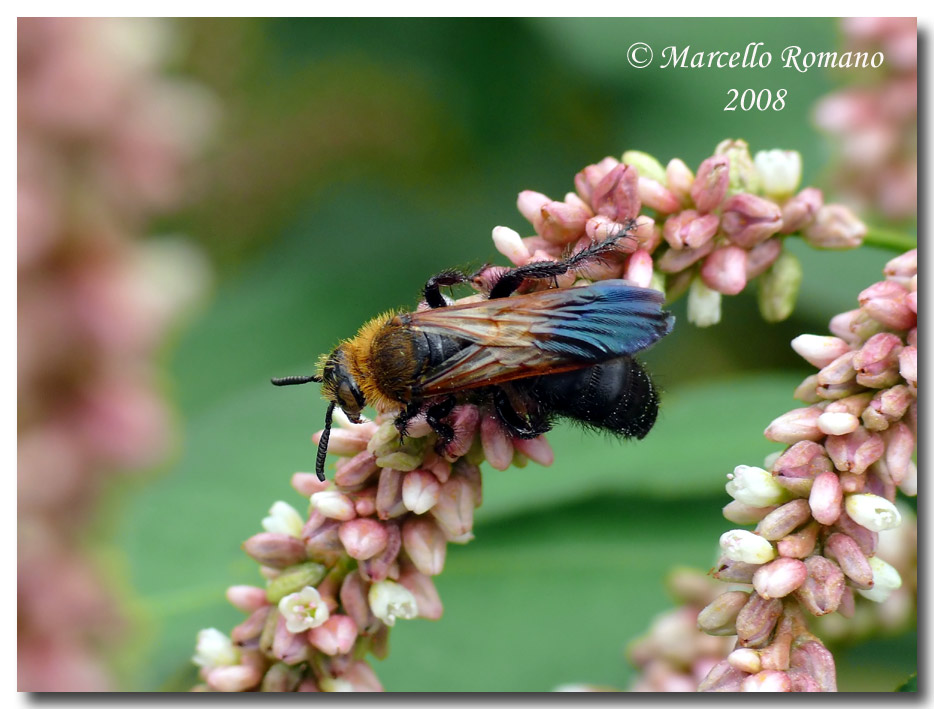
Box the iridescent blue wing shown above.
[402,280,674,396]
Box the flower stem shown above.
[862,227,917,253]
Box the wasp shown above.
[273,230,674,480]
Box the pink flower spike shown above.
[637,176,681,214]
[308,614,358,656]
[690,155,729,213]
[480,415,514,471]
[401,517,447,576]
[512,435,555,466]
[809,471,843,525]
[701,246,747,295]
[790,334,851,369]
[719,194,783,248]
[338,518,389,560]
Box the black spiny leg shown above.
[394,400,423,442]
[423,270,469,309]
[426,395,457,449]
[493,387,552,439]
[488,220,638,299]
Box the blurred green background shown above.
[104,18,915,691]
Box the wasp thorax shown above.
[322,346,366,421]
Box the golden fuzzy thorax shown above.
[341,310,399,412]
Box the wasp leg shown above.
[394,400,423,442]
[423,270,470,309]
[492,387,552,439]
[426,395,457,449]
[488,221,638,299]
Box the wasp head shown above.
[320,345,366,423]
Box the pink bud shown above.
[824,427,884,475]
[398,561,444,620]
[698,660,748,692]
[744,238,783,279]
[728,648,762,674]
[631,215,661,251]
[291,472,329,497]
[206,664,262,692]
[591,163,641,221]
[453,459,483,507]
[697,590,749,635]
[690,155,729,213]
[858,280,916,330]
[340,571,375,633]
[808,471,843,525]
[832,512,878,555]
[824,391,873,416]
[735,593,783,647]
[741,670,792,692]
[790,335,851,369]
[764,407,823,445]
[376,468,406,520]
[753,558,808,599]
[358,520,401,582]
[789,641,837,692]
[574,157,620,205]
[226,585,269,613]
[776,520,819,559]
[271,614,311,664]
[334,451,380,488]
[779,187,823,234]
[758,616,793,671]
[883,422,915,485]
[853,332,903,388]
[755,499,812,540]
[308,614,358,656]
[337,660,384,692]
[794,556,845,615]
[816,351,857,387]
[663,210,719,250]
[242,533,307,569]
[539,200,591,245]
[700,246,747,295]
[829,308,883,345]
[713,557,761,583]
[311,490,357,521]
[802,204,865,249]
[480,415,514,471]
[338,519,388,560]
[884,249,917,279]
[430,476,475,539]
[824,533,873,587]
[231,606,272,645]
[656,238,715,273]
[303,517,343,558]
[353,488,377,518]
[720,194,783,248]
[401,516,447,576]
[899,346,917,386]
[638,176,681,214]
[516,190,549,232]
[666,158,695,203]
[724,500,777,525]
[316,428,369,456]
[402,470,441,514]
[512,435,554,466]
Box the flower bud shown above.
[359,520,401,583]
[728,648,762,674]
[754,149,802,199]
[770,440,831,496]
[829,308,883,345]
[261,662,303,692]
[720,194,783,248]
[591,163,640,222]
[261,501,305,538]
[742,670,792,692]
[701,246,747,295]
[368,580,418,627]
[853,332,903,388]
[516,190,549,232]
[398,561,444,620]
[442,405,480,460]
[663,209,719,250]
[789,641,837,692]
[690,155,730,213]
[757,250,802,322]
[764,406,822,445]
[622,149,667,183]
[657,239,715,273]
[401,517,447,576]
[338,518,388,560]
[882,422,915,486]
[512,435,554,466]
[303,517,343,558]
[824,533,873,587]
[308,614,358,656]
[899,347,917,386]
[884,249,917,279]
[793,374,821,403]
[726,465,789,507]
[808,471,843,526]
[720,529,776,564]
[291,472,330,497]
[310,491,356,521]
[401,469,441,514]
[755,499,811,540]
[794,556,844,615]
[857,556,903,603]
[816,351,857,387]
[802,204,865,249]
[779,187,823,234]
[825,428,884,475]
[194,628,240,670]
[697,590,750,635]
[492,225,531,266]
[790,335,851,369]
[334,451,380,488]
[735,593,782,646]
[637,176,681,213]
[574,157,619,205]
[753,557,807,599]
[375,467,406,519]
[713,557,761,583]
[724,500,776,525]
[226,585,269,613]
[687,276,721,327]
[697,660,747,692]
[716,138,760,193]
[480,415,514,471]
[539,200,590,245]
[665,158,694,202]
[206,664,262,692]
[430,476,475,539]
[858,280,916,330]
[776,520,819,559]
[243,533,307,569]
[817,412,859,436]
[316,427,369,457]
[279,586,330,633]
[844,493,902,532]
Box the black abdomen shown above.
[533,357,660,439]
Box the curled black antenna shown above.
[315,402,336,481]
[271,375,321,386]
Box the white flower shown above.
[844,493,902,532]
[719,529,776,564]
[726,465,789,507]
[687,277,721,327]
[367,580,418,627]
[261,500,304,538]
[192,628,239,669]
[278,586,330,633]
[492,226,530,266]
[754,149,802,199]
[857,556,903,603]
